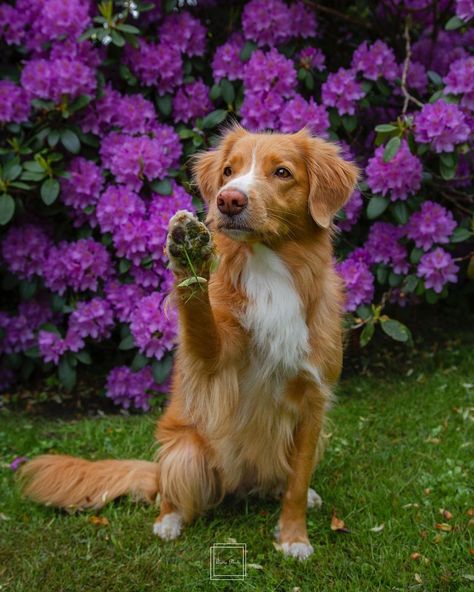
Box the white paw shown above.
[307,488,323,509]
[153,512,183,541]
[280,542,314,561]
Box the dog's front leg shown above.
[277,384,328,561]
[166,210,220,361]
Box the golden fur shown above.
[19,127,358,558]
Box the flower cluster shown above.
[0,0,471,406]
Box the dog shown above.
[19,126,358,560]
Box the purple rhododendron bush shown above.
[0,0,473,410]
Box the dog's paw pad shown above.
[166,210,213,276]
[307,488,322,510]
[153,512,183,541]
[280,542,314,561]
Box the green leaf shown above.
[156,94,172,117]
[3,160,21,181]
[48,129,60,147]
[304,72,315,91]
[75,351,92,365]
[383,136,401,162]
[440,161,455,180]
[220,79,235,105]
[342,115,357,133]
[0,194,15,225]
[439,152,457,168]
[445,15,463,30]
[404,274,419,293]
[23,160,44,173]
[374,124,397,133]
[210,84,221,101]
[177,276,207,288]
[427,70,443,86]
[60,129,80,154]
[360,322,374,347]
[39,323,61,336]
[201,109,228,130]
[131,352,148,371]
[116,23,140,34]
[69,94,91,113]
[376,265,388,285]
[40,178,60,205]
[119,334,136,350]
[356,305,372,320]
[451,227,471,243]
[119,259,132,274]
[297,68,308,82]
[25,346,40,359]
[20,279,37,300]
[150,179,173,195]
[410,247,424,264]
[380,319,411,342]
[152,354,174,384]
[391,202,408,225]
[388,272,402,288]
[240,40,257,62]
[110,30,125,47]
[178,128,195,140]
[58,357,76,391]
[367,196,389,219]
[425,289,439,304]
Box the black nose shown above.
[217,189,248,217]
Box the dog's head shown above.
[193,126,359,243]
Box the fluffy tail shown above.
[18,455,160,510]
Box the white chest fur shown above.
[240,244,309,381]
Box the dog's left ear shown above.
[302,135,359,229]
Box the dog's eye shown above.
[274,167,291,179]
[223,166,233,177]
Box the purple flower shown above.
[106,366,159,411]
[61,157,103,225]
[366,140,423,201]
[406,201,457,251]
[37,0,91,43]
[159,12,206,57]
[298,47,325,72]
[69,298,114,340]
[414,100,470,153]
[173,80,213,123]
[364,222,409,274]
[124,41,182,93]
[337,256,375,312]
[111,217,150,265]
[290,1,318,38]
[322,68,365,116]
[279,96,329,137]
[242,0,291,47]
[243,49,297,98]
[338,190,363,232]
[21,58,96,103]
[352,41,398,81]
[444,56,474,110]
[10,456,29,471]
[96,185,146,233]
[2,224,52,280]
[100,128,181,191]
[212,34,245,81]
[405,61,428,94]
[0,81,30,123]
[0,4,27,45]
[105,280,144,323]
[38,330,66,364]
[130,293,177,360]
[456,0,474,20]
[240,90,285,131]
[81,86,157,135]
[417,247,459,293]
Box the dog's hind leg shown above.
[153,425,222,541]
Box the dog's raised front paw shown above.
[165,210,214,279]
[153,512,183,541]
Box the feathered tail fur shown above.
[18,455,159,510]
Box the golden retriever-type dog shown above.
[19,127,358,560]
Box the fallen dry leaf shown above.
[89,515,109,526]
[435,523,452,532]
[411,552,421,561]
[469,548,474,557]
[440,509,453,521]
[414,573,423,584]
[467,508,474,517]
[331,510,349,533]
[403,503,420,509]
[433,534,443,544]
[423,488,432,495]
[247,563,263,570]
[369,523,385,533]
[469,519,474,528]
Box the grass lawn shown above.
[0,336,473,592]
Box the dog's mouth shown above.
[217,222,257,241]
